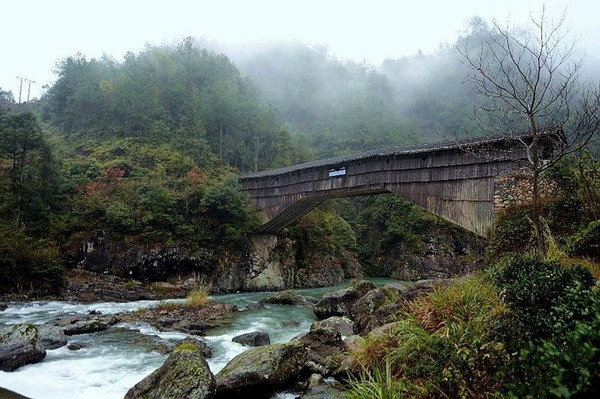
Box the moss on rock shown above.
[125,345,215,399]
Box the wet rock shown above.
[48,314,120,335]
[299,326,345,374]
[350,286,404,334]
[232,331,270,347]
[311,316,354,337]
[0,304,7,311]
[216,340,306,397]
[0,323,46,371]
[313,288,360,319]
[0,387,31,399]
[126,342,216,399]
[38,326,67,350]
[259,290,317,308]
[67,342,87,351]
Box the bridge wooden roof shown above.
[241,130,556,179]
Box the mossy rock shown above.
[216,340,306,397]
[0,323,46,371]
[125,343,215,399]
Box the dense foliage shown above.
[349,256,600,398]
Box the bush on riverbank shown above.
[347,256,600,398]
[186,288,209,307]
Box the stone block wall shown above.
[493,167,561,212]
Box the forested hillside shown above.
[41,38,303,171]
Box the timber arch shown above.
[239,133,556,237]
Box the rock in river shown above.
[313,281,374,320]
[232,331,270,347]
[38,326,67,350]
[0,323,46,372]
[126,342,216,399]
[46,314,120,335]
[216,340,306,397]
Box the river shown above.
[0,278,395,399]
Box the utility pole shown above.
[26,79,35,102]
[16,76,24,103]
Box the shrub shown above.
[0,226,64,295]
[487,207,534,258]
[201,176,259,241]
[492,255,596,342]
[186,288,209,307]
[106,201,139,233]
[492,255,600,397]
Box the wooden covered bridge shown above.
[239,133,557,237]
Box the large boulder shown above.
[216,340,306,397]
[311,316,354,337]
[38,326,67,350]
[350,280,448,334]
[259,290,318,308]
[232,331,270,347]
[126,342,216,399]
[0,324,46,371]
[313,281,375,320]
[350,286,404,333]
[299,326,345,374]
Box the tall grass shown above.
[155,287,210,310]
[186,288,209,307]
[347,360,413,399]
[348,274,510,398]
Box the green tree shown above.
[0,112,45,226]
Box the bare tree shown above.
[458,8,600,254]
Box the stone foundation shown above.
[493,167,561,212]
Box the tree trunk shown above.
[529,118,546,256]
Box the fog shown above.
[1,0,599,100]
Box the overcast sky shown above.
[2,0,599,99]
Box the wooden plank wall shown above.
[241,147,527,236]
